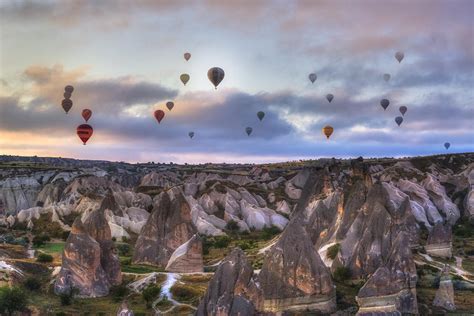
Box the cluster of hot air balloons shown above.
[60,49,451,151]
[307,72,336,139]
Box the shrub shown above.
[170,284,202,305]
[326,244,341,260]
[261,225,282,240]
[23,276,42,291]
[225,220,240,232]
[61,231,70,241]
[122,236,129,243]
[117,243,131,256]
[59,288,79,306]
[142,285,161,308]
[32,234,51,247]
[333,266,351,282]
[213,236,231,248]
[110,284,129,302]
[0,286,28,315]
[37,253,53,263]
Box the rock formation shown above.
[356,231,418,315]
[425,222,453,258]
[165,234,203,273]
[132,188,197,268]
[258,217,336,314]
[196,248,262,316]
[54,218,111,297]
[433,264,456,311]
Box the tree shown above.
[0,286,28,315]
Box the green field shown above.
[34,242,65,254]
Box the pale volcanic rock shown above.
[425,222,453,258]
[54,218,110,297]
[258,218,336,314]
[0,177,41,214]
[165,234,203,273]
[356,231,418,315]
[433,265,456,311]
[422,174,460,225]
[132,188,197,267]
[196,248,262,316]
[275,200,291,215]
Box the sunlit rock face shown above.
[54,218,110,297]
[258,217,336,314]
[165,234,203,273]
[433,265,456,311]
[132,188,196,268]
[196,248,262,316]
[425,222,453,258]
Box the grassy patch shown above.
[170,283,205,306]
[34,242,65,255]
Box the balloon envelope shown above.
[166,101,174,111]
[184,52,191,61]
[326,94,334,103]
[64,85,74,93]
[383,73,391,82]
[77,124,93,145]
[63,91,72,99]
[322,125,334,139]
[207,67,225,89]
[82,109,92,122]
[399,106,407,116]
[257,111,265,121]
[189,132,194,139]
[380,99,390,110]
[62,99,73,113]
[444,142,450,149]
[395,116,403,126]
[245,127,252,136]
[154,110,165,123]
[308,73,317,83]
[180,74,190,85]
[395,51,404,63]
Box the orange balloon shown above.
[322,125,334,139]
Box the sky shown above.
[0,0,473,164]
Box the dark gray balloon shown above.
[444,142,450,149]
[399,106,407,116]
[380,99,390,110]
[326,94,334,103]
[245,127,252,136]
[257,111,265,121]
[308,73,317,83]
[208,67,225,89]
[395,116,403,126]
[189,132,194,139]
[395,51,404,63]
[383,73,391,82]
[64,85,74,93]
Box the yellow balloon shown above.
[322,125,334,139]
[180,74,190,85]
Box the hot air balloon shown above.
[180,74,190,86]
[184,52,191,61]
[245,127,253,136]
[64,85,74,94]
[383,73,391,82]
[308,73,317,84]
[322,125,334,139]
[166,101,174,111]
[257,111,265,121]
[77,124,93,145]
[326,94,334,103]
[189,132,195,139]
[380,99,390,110]
[399,106,407,116]
[395,116,403,126]
[82,109,92,122]
[64,91,72,99]
[154,110,165,124]
[444,142,450,150]
[395,51,404,63]
[62,99,73,113]
[208,67,225,89]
